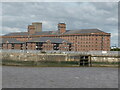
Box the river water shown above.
[2,66,118,88]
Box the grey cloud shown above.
[2,2,118,46]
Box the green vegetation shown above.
[2,60,119,67]
[92,61,119,65]
[2,60,79,67]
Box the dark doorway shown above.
[80,56,89,66]
[53,43,59,50]
[36,42,43,50]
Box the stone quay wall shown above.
[1,52,68,62]
[1,51,119,64]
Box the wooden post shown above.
[79,55,81,67]
[89,55,92,67]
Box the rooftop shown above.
[3,28,108,37]
[1,38,24,44]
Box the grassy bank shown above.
[92,62,120,65]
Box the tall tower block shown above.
[32,22,42,32]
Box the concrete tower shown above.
[32,22,42,32]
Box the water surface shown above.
[2,66,118,88]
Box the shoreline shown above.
[1,60,119,68]
[2,64,119,68]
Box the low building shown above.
[1,38,24,50]
[1,37,72,51]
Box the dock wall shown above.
[1,52,119,63]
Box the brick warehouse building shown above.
[1,22,111,51]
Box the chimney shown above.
[58,23,66,34]
[28,25,35,34]
[32,22,42,32]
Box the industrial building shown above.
[1,22,111,51]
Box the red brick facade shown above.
[58,34,110,51]
[58,23,66,34]
[28,25,36,34]
[1,22,111,51]
[24,41,71,51]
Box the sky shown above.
[1,2,118,46]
